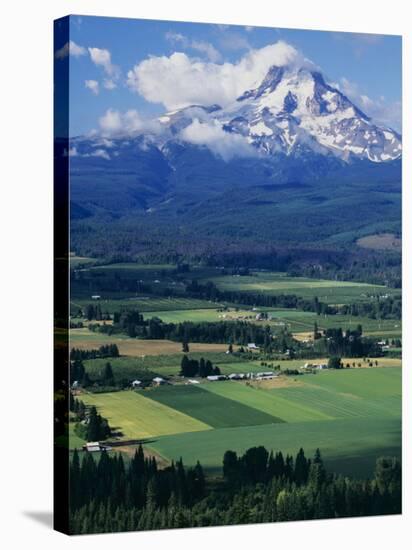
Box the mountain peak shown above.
[237,65,285,101]
[221,64,401,162]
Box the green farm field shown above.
[139,305,401,338]
[144,385,283,428]
[70,296,218,316]
[81,390,211,439]
[266,308,402,337]
[149,416,401,478]
[83,355,265,380]
[204,271,399,305]
[202,381,332,422]
[82,355,400,382]
[75,366,401,478]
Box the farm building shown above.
[152,376,166,386]
[91,295,101,300]
[247,343,258,350]
[228,373,246,380]
[83,442,111,453]
[207,375,227,382]
[188,379,200,384]
[131,380,142,388]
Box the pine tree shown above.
[223,450,239,485]
[180,355,190,376]
[294,448,309,485]
[102,362,114,385]
[308,448,327,488]
[87,406,101,441]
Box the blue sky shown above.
[58,15,402,136]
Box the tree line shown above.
[70,344,120,361]
[69,445,401,534]
[91,311,273,346]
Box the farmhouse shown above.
[152,376,166,386]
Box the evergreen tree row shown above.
[69,445,401,534]
[70,344,120,361]
[93,314,273,346]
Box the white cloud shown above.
[103,79,117,90]
[88,47,119,78]
[90,149,111,160]
[165,32,221,62]
[55,40,86,59]
[85,79,99,95]
[180,118,257,161]
[339,77,401,132]
[127,41,302,110]
[98,108,162,137]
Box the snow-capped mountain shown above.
[156,65,401,163]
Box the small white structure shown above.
[72,380,79,389]
[91,295,101,300]
[132,380,142,388]
[152,376,166,386]
[84,442,111,453]
[247,343,258,350]
[254,371,278,380]
[188,379,200,384]
[207,375,227,382]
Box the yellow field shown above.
[70,328,229,356]
[81,390,212,439]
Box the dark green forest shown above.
[69,446,401,534]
